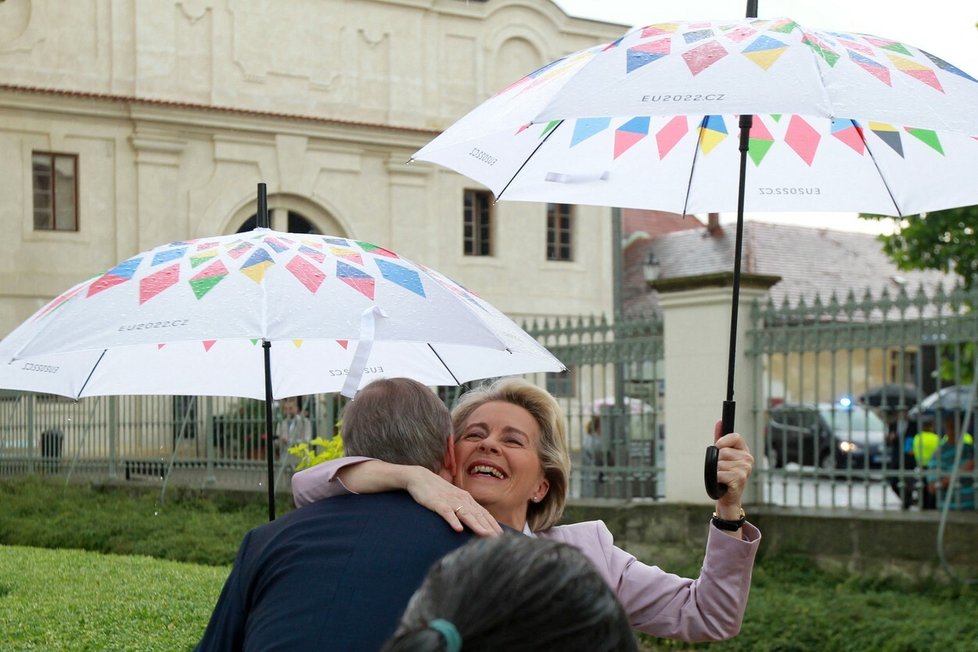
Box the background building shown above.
[0,0,626,337]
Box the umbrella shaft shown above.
[264,339,275,521]
[726,115,752,403]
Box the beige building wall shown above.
[0,0,626,337]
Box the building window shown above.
[546,203,573,261]
[33,152,78,231]
[238,210,321,234]
[463,189,492,256]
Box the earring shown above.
[530,496,540,503]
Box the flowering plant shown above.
[288,434,344,471]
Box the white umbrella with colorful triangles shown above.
[0,215,564,518]
[411,14,978,497]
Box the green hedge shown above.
[0,476,289,566]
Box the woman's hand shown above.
[403,467,503,537]
[712,419,754,539]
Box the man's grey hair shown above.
[341,378,452,473]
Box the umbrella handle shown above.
[704,446,725,499]
[704,401,734,499]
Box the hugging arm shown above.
[291,457,500,536]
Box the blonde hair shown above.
[451,378,570,532]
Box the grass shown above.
[0,545,228,652]
[2,477,978,651]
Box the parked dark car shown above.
[766,403,890,470]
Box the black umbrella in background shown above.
[858,384,920,410]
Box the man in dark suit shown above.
[195,378,479,651]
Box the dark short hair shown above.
[382,535,638,652]
[451,378,570,531]
[342,378,451,473]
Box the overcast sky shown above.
[550,1,978,233]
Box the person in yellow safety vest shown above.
[910,414,973,510]
[911,430,941,468]
[911,427,973,467]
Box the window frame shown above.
[546,203,573,262]
[32,151,79,232]
[463,189,493,257]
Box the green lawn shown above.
[0,545,227,652]
[1,477,977,651]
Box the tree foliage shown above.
[861,205,978,288]
[862,205,978,383]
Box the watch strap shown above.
[711,508,746,531]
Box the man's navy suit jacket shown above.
[195,491,473,651]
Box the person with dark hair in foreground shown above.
[382,535,639,652]
[195,378,501,652]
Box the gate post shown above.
[655,273,779,503]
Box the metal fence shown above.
[753,283,978,512]
[520,314,665,501]
[0,392,346,492]
[1,283,976,513]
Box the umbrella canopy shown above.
[911,385,976,416]
[0,226,564,520]
[858,384,920,410]
[411,15,978,498]
[0,228,563,400]
[413,17,978,217]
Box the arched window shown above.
[237,209,322,234]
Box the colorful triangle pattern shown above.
[357,241,399,258]
[784,115,821,166]
[698,115,728,155]
[139,263,180,304]
[748,118,775,166]
[151,247,186,266]
[376,259,425,298]
[869,122,904,157]
[656,116,689,159]
[831,119,866,155]
[614,117,649,159]
[571,118,612,147]
[848,51,891,85]
[802,33,840,67]
[626,38,671,74]
[240,248,274,285]
[742,35,787,70]
[88,257,142,298]
[300,244,326,264]
[189,260,229,299]
[683,40,728,76]
[286,255,326,294]
[336,260,375,300]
